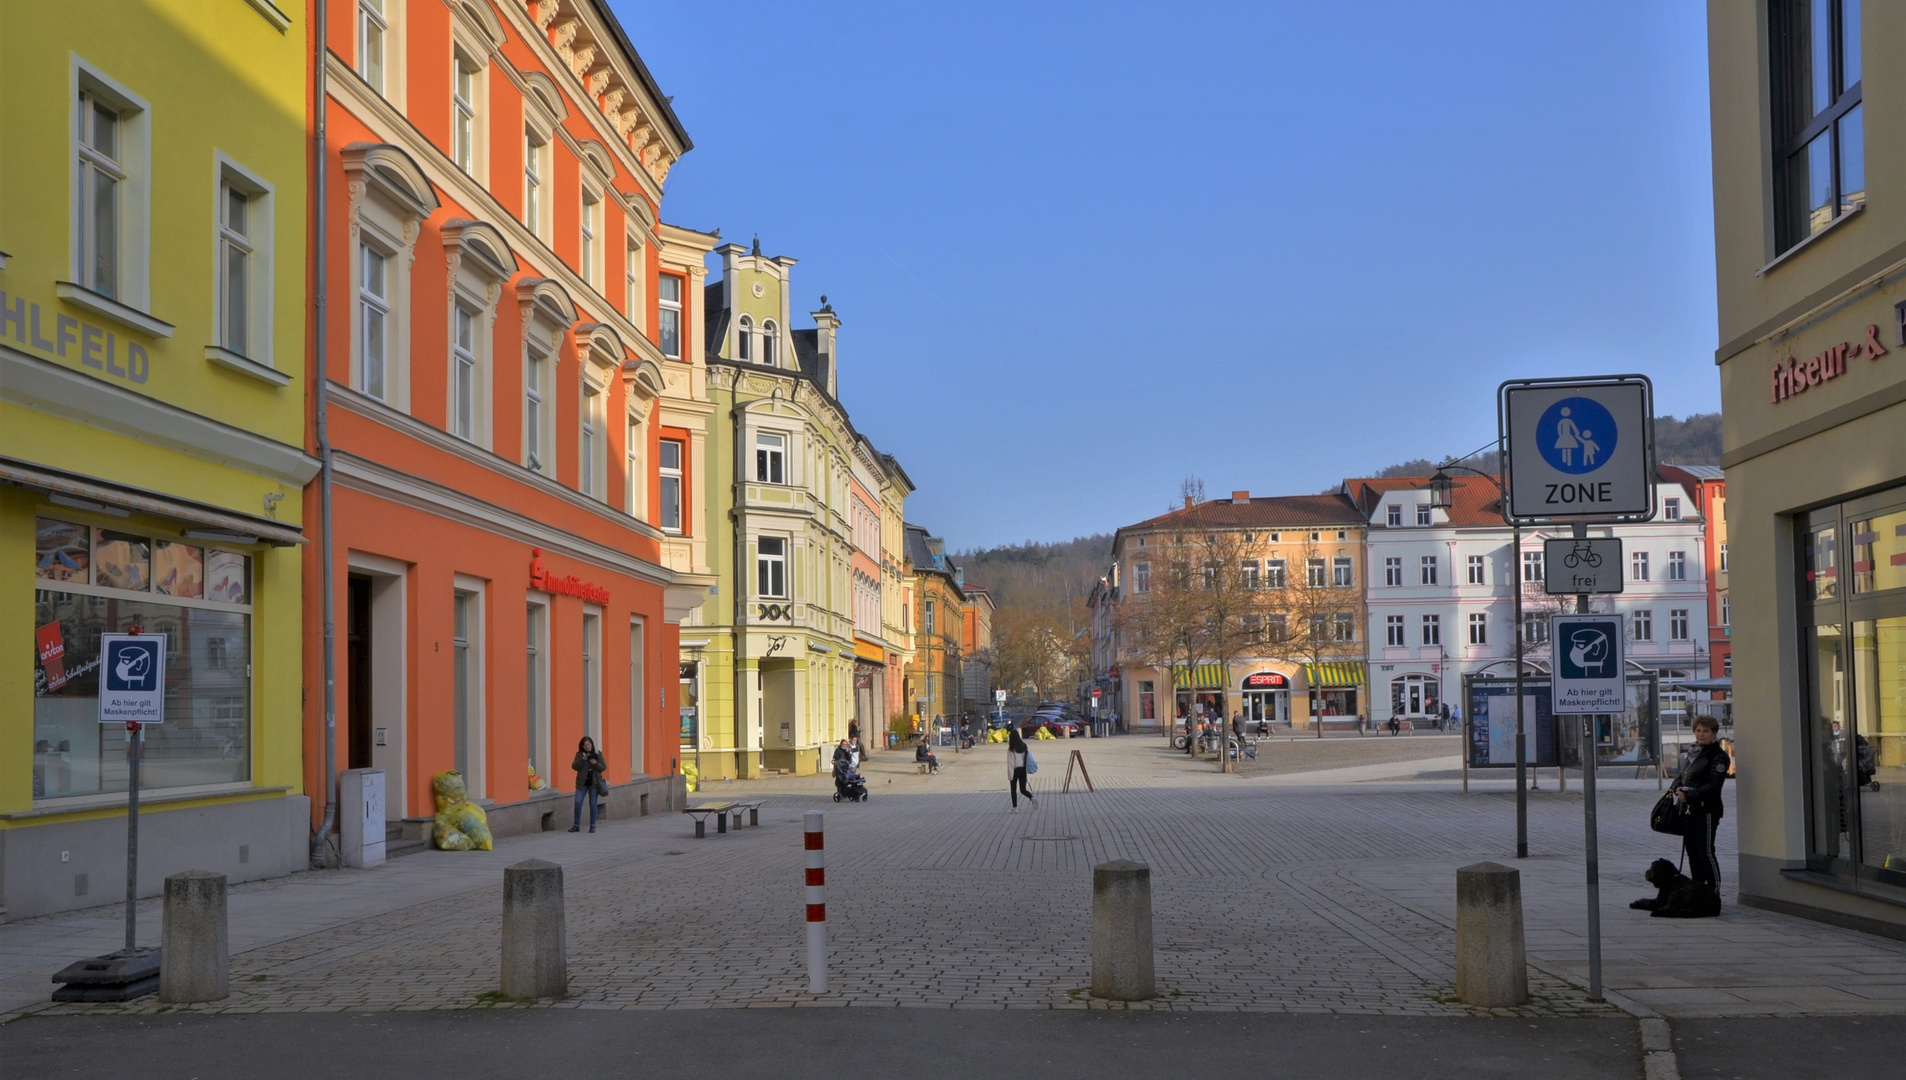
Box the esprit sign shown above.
[1500,376,1655,524]
[1771,324,1888,404]
[1242,672,1289,689]
[528,548,610,604]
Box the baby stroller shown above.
[833,766,869,802]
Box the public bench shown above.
[731,798,764,827]
[683,801,740,838]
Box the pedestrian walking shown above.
[569,736,607,833]
[1673,715,1731,914]
[1007,727,1037,811]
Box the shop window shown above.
[657,274,682,358]
[679,660,700,743]
[451,588,483,796]
[1139,680,1155,721]
[1385,557,1402,586]
[1771,0,1864,252]
[33,518,252,801]
[628,618,646,774]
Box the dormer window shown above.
[737,314,753,361]
[760,320,777,366]
[1416,503,1432,526]
[1386,503,1401,527]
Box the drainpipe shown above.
[731,371,748,779]
[309,0,338,869]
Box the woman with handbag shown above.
[570,736,607,833]
[1674,716,1731,909]
[1007,727,1038,812]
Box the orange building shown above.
[305,0,705,842]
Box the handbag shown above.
[1026,752,1038,776]
[1650,789,1689,836]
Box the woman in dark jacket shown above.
[570,736,607,833]
[1675,716,1731,903]
[1007,728,1037,811]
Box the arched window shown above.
[761,320,777,367]
[736,314,753,361]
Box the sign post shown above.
[1502,373,1654,1006]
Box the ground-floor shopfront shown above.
[1121,660,1365,733]
[1724,287,1906,937]
[313,478,688,840]
[678,626,858,780]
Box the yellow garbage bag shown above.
[988,728,1010,743]
[682,761,700,793]
[430,770,493,851]
[1034,726,1057,740]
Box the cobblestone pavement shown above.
[6,736,1905,1020]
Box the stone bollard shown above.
[1455,861,1528,1007]
[500,859,567,999]
[159,870,229,1003]
[1090,859,1155,1000]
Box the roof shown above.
[1120,493,1364,534]
[792,328,830,390]
[584,0,692,151]
[1673,464,1724,479]
[1344,476,1506,528]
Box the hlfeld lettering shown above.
[0,289,151,384]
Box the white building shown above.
[1347,470,1710,727]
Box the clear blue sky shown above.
[617,0,1718,551]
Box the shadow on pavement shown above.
[1675,1017,1906,1078]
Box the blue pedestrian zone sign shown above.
[1536,397,1617,474]
[1500,377,1654,523]
[98,633,166,724]
[1549,615,1625,714]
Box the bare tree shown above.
[1255,534,1367,736]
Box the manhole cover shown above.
[1023,835,1079,842]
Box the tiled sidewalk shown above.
[4,737,1902,1019]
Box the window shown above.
[1772,0,1864,251]
[1243,614,1264,644]
[1240,561,1259,589]
[1669,551,1688,581]
[358,243,390,400]
[1670,608,1690,641]
[214,169,272,362]
[657,275,682,358]
[736,314,753,361]
[1265,559,1286,588]
[1664,497,1682,521]
[1139,680,1155,721]
[1468,612,1487,646]
[1720,594,1730,626]
[1420,555,1438,586]
[1266,615,1288,641]
[760,320,777,366]
[755,432,785,484]
[1385,557,1403,586]
[925,600,937,635]
[757,536,787,597]
[76,90,127,299]
[1306,558,1327,588]
[625,236,642,321]
[32,520,254,801]
[579,189,599,285]
[358,0,388,93]
[524,345,548,473]
[1134,561,1151,594]
[452,55,478,174]
[1723,654,1732,678]
[1632,551,1651,582]
[1522,550,1544,582]
[1310,615,1328,642]
[659,439,683,532]
[1386,504,1402,527]
[582,611,601,747]
[1416,503,1432,526]
[1523,614,1549,645]
[451,587,482,794]
[625,417,644,520]
[524,130,546,237]
[1386,615,1406,647]
[1333,613,1355,642]
[1467,555,1486,585]
[451,306,478,440]
[579,383,602,497]
[526,601,548,783]
[1719,543,1729,572]
[1633,609,1654,641]
[1421,614,1441,647]
[1202,563,1219,590]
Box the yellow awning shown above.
[1173,664,1226,690]
[1303,661,1366,688]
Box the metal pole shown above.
[124,720,141,952]
[1574,522,1603,1002]
[1513,520,1527,858]
[804,810,827,993]
[310,0,338,870]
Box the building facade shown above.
[3,0,315,916]
[961,584,996,715]
[309,0,699,840]
[1664,464,1731,684]
[904,524,964,733]
[1709,0,1906,933]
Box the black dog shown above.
[1629,858,1691,911]
[1651,884,1722,919]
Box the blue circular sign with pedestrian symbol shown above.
[1536,397,1617,475]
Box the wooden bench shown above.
[683,801,740,838]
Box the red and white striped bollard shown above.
[804,809,826,993]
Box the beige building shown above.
[1709,0,1906,934]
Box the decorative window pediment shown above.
[521,71,567,124]
[441,217,518,288]
[340,142,439,223]
[577,140,615,185]
[623,357,665,400]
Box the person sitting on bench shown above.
[916,739,940,775]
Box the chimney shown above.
[1184,496,1194,509]
[1231,490,1250,501]
[810,298,839,396]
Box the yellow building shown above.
[0,0,312,917]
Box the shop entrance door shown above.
[346,575,373,770]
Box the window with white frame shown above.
[1202,562,1219,590]
[657,274,682,358]
[1467,555,1485,585]
[1719,543,1728,572]
[1332,557,1353,587]
[736,314,753,361]
[1266,614,1287,641]
[580,188,600,286]
[1416,503,1432,526]
[1669,550,1687,581]
[1240,560,1259,589]
[75,78,148,305]
[1265,559,1286,588]
[523,129,546,237]
[579,381,604,498]
[451,584,485,795]
[1306,558,1326,588]
[357,0,389,93]
[1333,613,1356,642]
[1720,594,1730,626]
[760,320,777,366]
[756,536,788,597]
[358,242,391,400]
[625,235,643,323]
[525,599,549,782]
[582,610,602,747]
[1664,497,1682,521]
[1468,612,1487,645]
[215,166,273,362]
[1421,614,1441,646]
[659,439,683,533]
[625,415,645,521]
[1386,615,1406,646]
[524,342,549,473]
[1420,555,1438,585]
[1522,549,1543,582]
[1523,614,1548,645]
[1385,556,1402,586]
[1133,561,1151,594]
[1633,609,1654,641]
[1386,504,1402,527]
[1670,608,1690,641]
[452,53,480,175]
[451,305,479,441]
[1632,551,1650,581]
[755,431,786,484]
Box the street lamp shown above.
[1429,459,1530,860]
